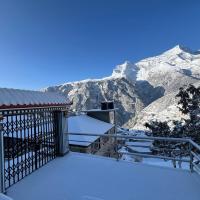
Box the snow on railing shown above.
[68,133,200,173]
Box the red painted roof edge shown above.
[0,103,70,110]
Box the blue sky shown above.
[0,0,200,90]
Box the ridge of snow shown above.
[48,61,137,88]
[136,45,200,81]
[163,45,192,55]
[44,45,200,88]
[61,76,114,86]
[111,61,138,82]
[163,45,200,55]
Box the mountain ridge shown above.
[44,45,200,128]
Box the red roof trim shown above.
[0,103,70,110]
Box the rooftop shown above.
[68,115,114,146]
[0,88,69,109]
[6,152,200,200]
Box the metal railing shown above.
[68,133,200,173]
[0,106,66,189]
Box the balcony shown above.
[5,133,200,200]
[6,151,200,200]
[1,108,200,200]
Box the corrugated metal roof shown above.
[0,88,70,109]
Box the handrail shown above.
[68,132,200,173]
[68,132,191,143]
[188,139,200,152]
[120,151,190,163]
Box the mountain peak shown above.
[163,45,200,55]
[111,60,138,83]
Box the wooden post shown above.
[189,143,194,172]
[114,109,117,134]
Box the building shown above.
[0,88,69,109]
[68,114,115,154]
[0,88,70,158]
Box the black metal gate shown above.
[0,106,64,188]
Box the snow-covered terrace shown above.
[6,152,200,200]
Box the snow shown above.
[4,149,56,188]
[142,157,190,170]
[125,141,152,153]
[0,194,13,200]
[59,76,116,87]
[60,61,138,86]
[136,45,200,81]
[119,139,191,170]
[44,45,200,92]
[120,148,191,170]
[111,61,138,82]
[127,146,151,153]
[7,152,200,200]
[117,128,149,138]
[43,45,200,130]
[0,88,69,107]
[133,92,189,131]
[127,141,152,147]
[56,45,200,89]
[68,115,114,146]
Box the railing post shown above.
[115,135,120,161]
[33,113,38,170]
[189,142,194,172]
[0,116,5,193]
[54,110,69,156]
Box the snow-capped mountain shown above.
[111,61,139,83]
[45,77,145,126]
[132,92,184,130]
[135,45,200,94]
[44,45,200,127]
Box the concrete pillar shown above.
[54,110,69,156]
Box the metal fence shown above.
[0,106,65,189]
[68,133,200,173]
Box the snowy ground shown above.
[117,128,191,169]
[142,157,190,170]
[7,152,200,200]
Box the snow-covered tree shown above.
[144,84,200,163]
[145,84,200,142]
[176,84,200,143]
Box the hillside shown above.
[44,45,200,127]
